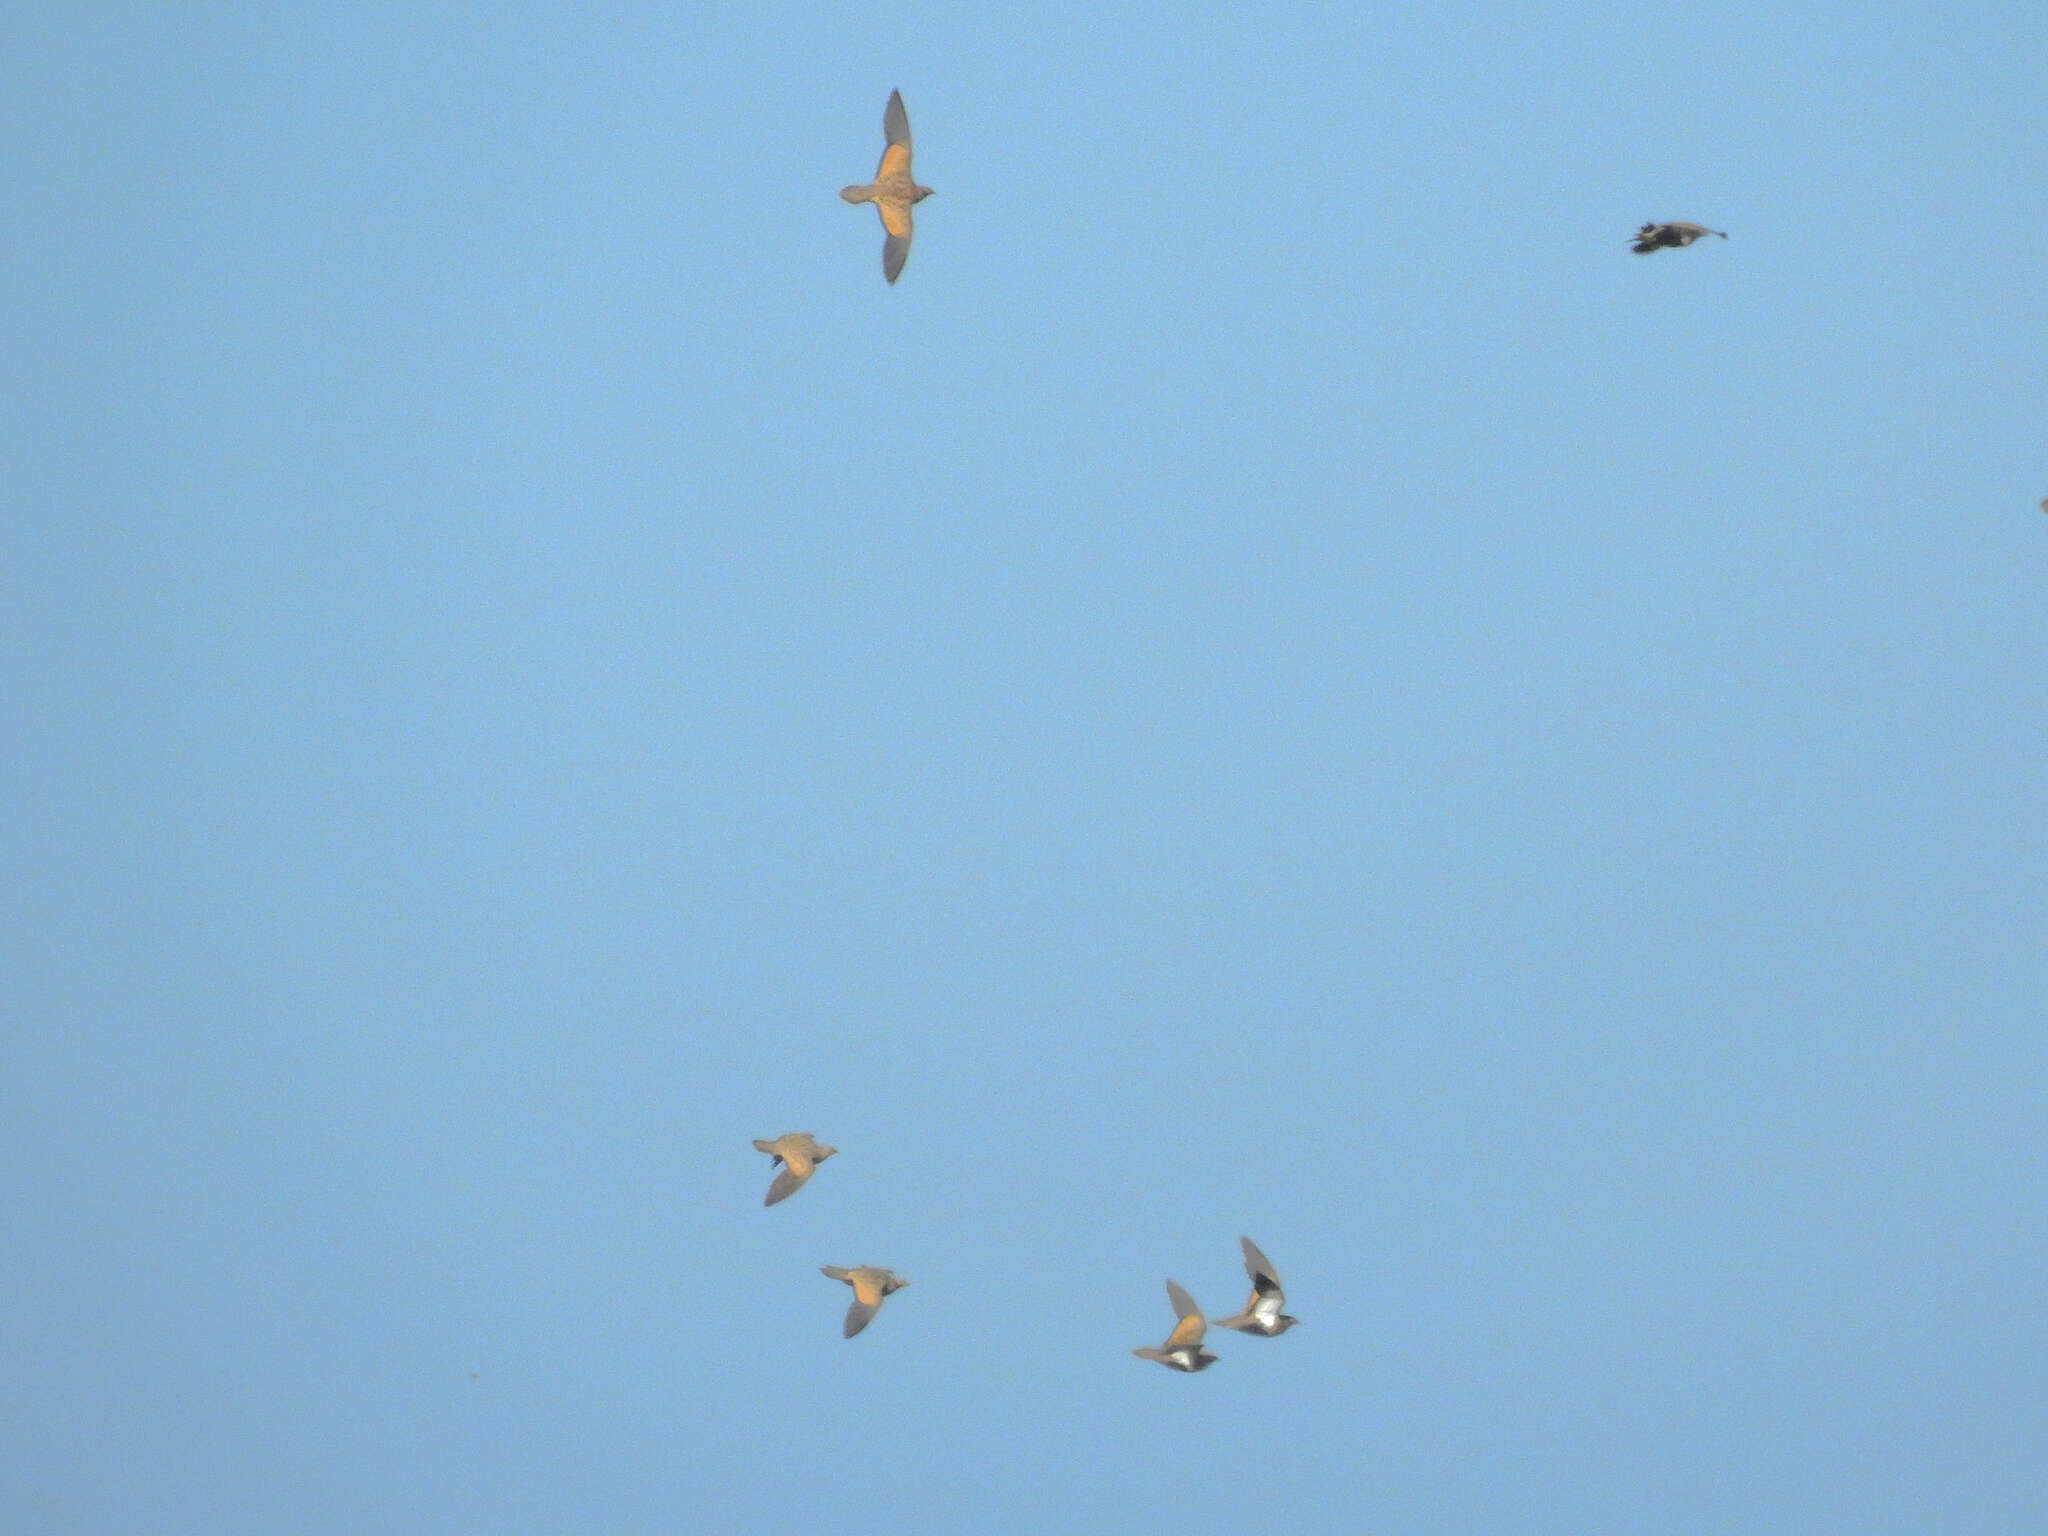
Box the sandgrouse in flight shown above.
[1211,1236,1300,1337]
[840,90,933,284]
[752,1132,836,1206]
[1132,1280,1217,1372]
[820,1265,908,1338]
[1632,221,1726,253]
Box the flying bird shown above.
[752,1132,836,1206]
[820,1265,908,1337]
[840,89,933,284]
[1632,221,1727,254]
[1132,1280,1217,1372]
[1211,1236,1299,1336]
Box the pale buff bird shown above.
[752,1133,836,1206]
[1132,1279,1216,1372]
[820,1265,907,1338]
[1632,221,1726,254]
[840,90,933,284]
[1211,1236,1299,1336]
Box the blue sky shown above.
[5,2,2046,1531]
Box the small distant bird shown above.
[752,1133,836,1206]
[840,89,933,284]
[820,1265,908,1337]
[1632,221,1727,254]
[1211,1236,1299,1336]
[1132,1279,1217,1372]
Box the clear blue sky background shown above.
[5,2,2045,1531]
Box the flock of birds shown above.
[822,91,1747,1362]
[838,91,1728,284]
[754,1131,1294,1369]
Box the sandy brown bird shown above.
[752,1132,836,1206]
[1211,1236,1299,1336]
[1632,221,1727,254]
[820,1265,907,1337]
[1132,1279,1216,1372]
[840,89,933,284]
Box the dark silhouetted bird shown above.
[1632,221,1726,254]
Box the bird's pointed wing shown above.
[1240,1237,1281,1288]
[881,225,912,284]
[764,1165,806,1204]
[1165,1280,1202,1320]
[1165,1311,1207,1350]
[876,93,913,180]
[832,1268,887,1336]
